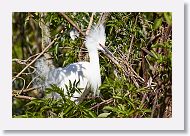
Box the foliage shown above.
[12,12,172,118]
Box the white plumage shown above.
[34,24,106,101]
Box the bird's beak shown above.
[99,43,120,66]
[99,43,114,58]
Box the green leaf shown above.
[143,109,152,113]
[103,106,114,111]
[113,95,122,100]
[55,43,59,55]
[164,12,172,25]
[88,111,97,118]
[40,105,51,113]
[153,18,162,30]
[98,112,111,118]
[83,109,97,118]
[150,50,158,59]
[62,105,73,116]
[13,115,29,118]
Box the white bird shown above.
[34,24,106,102]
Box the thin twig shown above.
[90,98,113,110]
[26,53,41,62]
[59,12,85,36]
[12,38,57,82]
[13,53,41,64]
[126,15,138,61]
[100,43,143,88]
[13,86,42,94]
[14,76,26,94]
[126,34,135,61]
[122,57,144,82]
[86,12,95,35]
[26,75,39,89]
[78,12,95,60]
[140,93,147,108]
[141,47,155,58]
[12,59,26,64]
[13,67,36,76]
[151,93,158,118]
[13,94,36,100]
[98,12,110,25]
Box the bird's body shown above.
[46,62,91,100]
[34,24,106,102]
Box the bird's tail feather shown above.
[32,57,52,96]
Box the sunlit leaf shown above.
[98,112,111,118]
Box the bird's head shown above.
[85,24,106,52]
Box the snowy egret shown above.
[35,24,107,102]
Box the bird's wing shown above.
[57,62,90,89]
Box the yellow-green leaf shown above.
[98,112,111,118]
[153,18,162,30]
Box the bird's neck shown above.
[88,50,101,95]
[88,50,100,72]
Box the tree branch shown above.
[13,94,36,100]
[90,98,113,110]
[59,12,85,36]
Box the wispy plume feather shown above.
[85,24,106,51]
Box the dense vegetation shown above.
[12,12,172,118]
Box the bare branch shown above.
[86,12,95,35]
[13,94,36,100]
[90,98,113,110]
[13,86,42,94]
[98,12,111,25]
[126,14,138,61]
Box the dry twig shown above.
[86,12,95,35]
[59,12,85,36]
[126,14,138,61]
[13,94,36,100]
[90,98,113,110]
[13,86,42,94]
